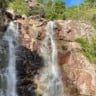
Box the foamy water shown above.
[37,21,65,96]
[0,21,19,96]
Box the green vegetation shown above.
[44,0,66,20]
[65,0,96,28]
[29,5,45,17]
[3,0,96,25]
[8,0,29,15]
[76,37,96,63]
[36,0,66,20]
[35,0,96,25]
[37,0,44,3]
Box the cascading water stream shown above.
[0,21,19,96]
[38,21,65,96]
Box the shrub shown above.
[76,37,96,63]
[8,0,29,15]
[45,0,66,20]
[29,6,45,17]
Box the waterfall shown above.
[0,21,19,96]
[38,21,65,96]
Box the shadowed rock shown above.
[16,46,44,96]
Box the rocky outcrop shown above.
[14,17,96,96]
[55,20,96,96]
[16,16,47,51]
[56,20,96,41]
[60,42,96,96]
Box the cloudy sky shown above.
[63,0,84,6]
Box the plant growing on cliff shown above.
[37,0,44,3]
[8,0,29,15]
[45,0,66,20]
[29,5,45,17]
[76,37,96,63]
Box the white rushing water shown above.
[38,21,64,96]
[0,21,19,96]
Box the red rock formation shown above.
[73,69,96,95]
[61,48,96,95]
[16,18,39,51]
[58,52,71,65]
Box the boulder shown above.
[6,8,15,19]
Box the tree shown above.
[9,0,29,15]
[84,0,96,7]
[37,0,44,3]
[45,0,66,20]
[29,5,45,17]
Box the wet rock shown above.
[16,46,44,96]
[0,40,9,69]
[0,25,7,35]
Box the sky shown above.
[63,0,84,6]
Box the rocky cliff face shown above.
[56,20,96,41]
[15,17,96,96]
[1,16,96,96]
